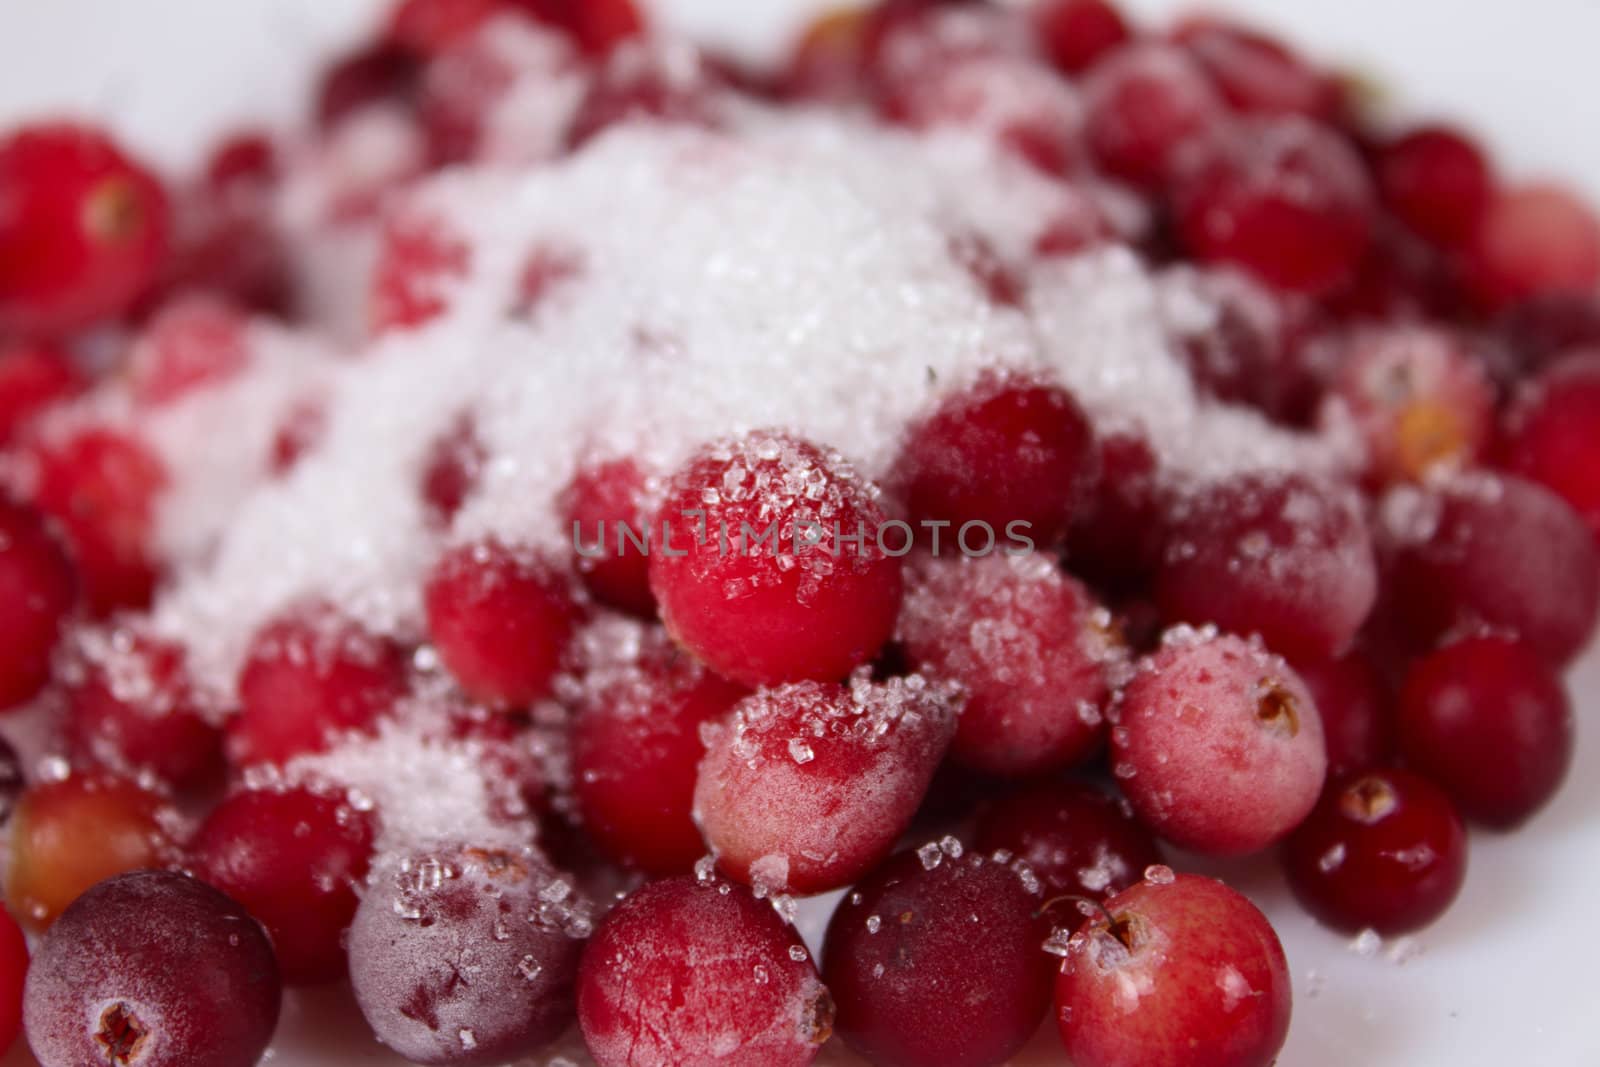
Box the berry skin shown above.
[0,904,25,1053]
[22,870,280,1067]
[189,787,376,986]
[315,42,421,129]
[1081,43,1226,191]
[1173,116,1375,294]
[228,602,408,765]
[126,295,252,408]
[649,431,903,689]
[823,844,1052,1067]
[898,553,1124,777]
[1496,291,1600,377]
[561,457,657,616]
[974,780,1162,901]
[0,496,77,711]
[1055,872,1291,1067]
[1173,16,1338,118]
[1156,472,1378,661]
[1112,631,1326,856]
[512,0,644,56]
[1397,634,1573,829]
[1504,352,1600,540]
[0,340,86,447]
[577,875,832,1067]
[694,675,956,894]
[0,123,170,335]
[388,0,508,56]
[348,844,591,1066]
[1377,125,1496,248]
[1032,0,1133,76]
[420,413,488,527]
[7,774,176,929]
[424,540,579,710]
[1466,184,1600,311]
[1283,769,1468,935]
[892,373,1099,549]
[1288,648,1392,779]
[1067,431,1167,591]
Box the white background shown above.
[2,2,1599,1066]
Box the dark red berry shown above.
[1377,125,1495,248]
[420,413,488,527]
[315,42,421,129]
[0,496,77,711]
[1174,16,1338,118]
[1067,431,1167,590]
[512,0,644,56]
[1496,291,1600,377]
[1081,43,1226,191]
[388,0,509,56]
[974,780,1162,901]
[0,340,85,447]
[566,43,720,148]
[1465,184,1600,311]
[204,131,279,194]
[1504,352,1600,540]
[0,904,25,1053]
[1033,0,1133,75]
[1289,647,1392,778]
[561,457,657,616]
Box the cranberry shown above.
[388,0,509,56]
[6,773,176,929]
[1081,43,1226,192]
[228,602,407,765]
[1173,16,1338,118]
[0,123,170,335]
[0,905,24,1053]
[190,786,376,985]
[561,456,657,616]
[899,553,1123,777]
[570,634,744,874]
[1381,472,1600,666]
[578,875,831,1067]
[566,43,721,148]
[0,496,77,711]
[1055,872,1291,1067]
[154,185,293,317]
[350,843,590,1065]
[1466,184,1600,310]
[63,630,222,789]
[420,413,488,526]
[1284,768,1468,935]
[649,430,903,689]
[370,209,473,334]
[1174,274,1315,423]
[269,394,328,476]
[1172,116,1375,293]
[25,427,169,616]
[204,131,279,194]
[1032,0,1133,75]
[315,42,421,129]
[1397,634,1573,828]
[1289,647,1392,778]
[975,780,1161,901]
[1496,291,1600,376]
[1156,471,1377,660]
[126,295,253,408]
[1113,631,1326,856]
[424,540,579,710]
[694,675,956,894]
[0,340,85,446]
[1504,352,1600,540]
[1377,125,1495,248]
[1067,430,1167,591]
[823,844,1051,1067]
[511,0,644,57]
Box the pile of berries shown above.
[0,1,1598,1065]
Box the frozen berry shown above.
[974,780,1162,901]
[578,875,831,1067]
[1112,631,1326,856]
[1081,43,1225,191]
[0,904,24,1052]
[315,42,421,129]
[1067,431,1167,591]
[695,675,956,894]
[1032,0,1132,75]
[1466,184,1600,310]
[424,540,579,710]
[1055,872,1291,1067]
[204,131,279,194]
[126,295,252,408]
[1284,768,1468,935]
[1174,16,1337,118]
[562,457,657,616]
[649,430,903,689]
[370,209,472,334]
[566,42,720,148]
[1377,125,1495,248]
[389,0,509,56]
[1504,352,1600,540]
[23,870,279,1067]
[420,413,488,526]
[1397,634,1572,828]
[1288,648,1392,778]
[0,496,77,711]
[1157,472,1377,660]
[348,843,590,1065]
[823,844,1051,1067]
[512,0,644,56]
[898,553,1123,777]
[1496,291,1600,376]
[0,340,85,446]
[0,123,170,335]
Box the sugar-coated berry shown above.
[0,904,24,1053]
[388,0,507,56]
[561,457,657,616]
[1112,631,1326,856]
[649,430,903,689]
[823,844,1051,1067]
[512,0,645,56]
[974,780,1162,901]
[370,210,472,334]
[189,787,376,986]
[1466,184,1600,310]
[1288,648,1392,779]
[126,295,252,408]
[695,675,956,894]
[0,340,85,447]
[1377,125,1495,248]
[1081,43,1226,191]
[578,875,832,1067]
[1173,16,1337,118]
[1067,431,1167,591]
[22,870,280,1067]
[1397,634,1573,829]
[1055,872,1291,1067]
[0,496,77,711]
[1032,0,1133,75]
[1283,768,1468,935]
[1504,352,1600,540]
[420,413,488,527]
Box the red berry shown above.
[1173,116,1375,293]
[1284,768,1468,935]
[578,875,832,1067]
[420,413,488,527]
[1067,430,1167,590]
[1173,16,1338,118]
[1377,125,1495,248]
[64,629,223,788]
[1504,352,1600,540]
[694,675,956,894]
[0,123,170,335]
[126,295,253,408]
[1288,647,1392,778]
[154,185,293,317]
[1032,0,1133,75]
[0,904,25,1053]
[0,496,76,711]
[511,0,644,56]
[315,42,421,129]
[1495,291,1600,377]
[1112,631,1326,856]
[561,457,657,616]
[190,786,376,985]
[370,209,473,334]
[1081,43,1226,191]
[1466,184,1600,310]
[269,394,328,476]
[204,131,280,194]
[1055,872,1291,1067]
[649,431,903,689]
[899,552,1123,777]
[1397,634,1573,828]
[424,540,579,710]
[1157,472,1377,660]
[974,780,1163,901]
[0,340,85,447]
[229,602,407,765]
[566,43,720,148]
[823,844,1051,1067]
[892,372,1099,548]
[389,0,509,56]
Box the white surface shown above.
[2,2,1598,1066]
